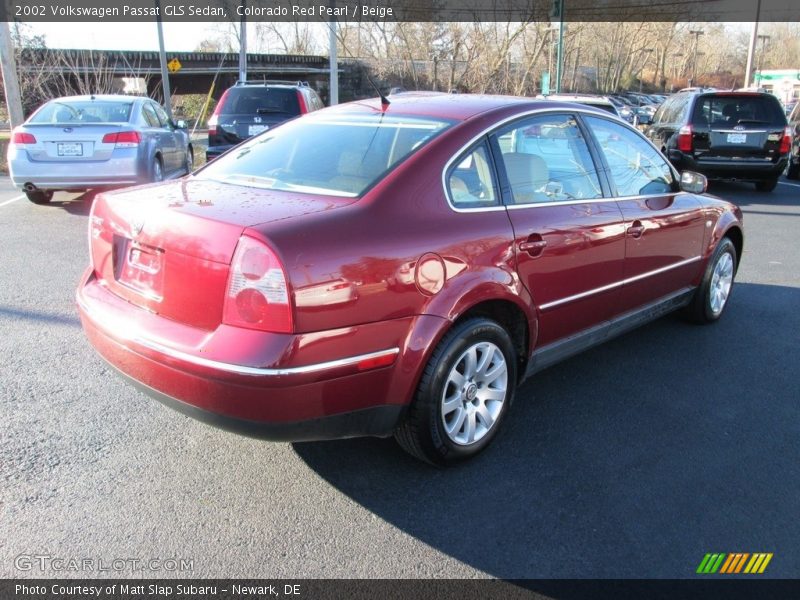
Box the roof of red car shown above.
[326,93,546,122]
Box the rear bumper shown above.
[670,151,788,181]
[8,150,142,190]
[76,270,429,441]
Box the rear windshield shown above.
[29,100,133,124]
[196,113,455,197]
[219,87,300,117]
[693,94,786,128]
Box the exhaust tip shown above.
[23,183,37,192]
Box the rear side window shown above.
[30,100,133,124]
[693,94,786,128]
[219,87,301,117]
[196,113,454,197]
[448,142,499,209]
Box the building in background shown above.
[753,69,800,105]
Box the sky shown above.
[27,22,232,52]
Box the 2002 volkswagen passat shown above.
[78,94,743,465]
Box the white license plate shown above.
[57,142,83,156]
[248,125,268,136]
[726,133,747,144]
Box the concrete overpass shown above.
[16,48,345,102]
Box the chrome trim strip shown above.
[539,256,702,311]
[78,296,401,377]
[711,129,768,134]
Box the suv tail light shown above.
[102,131,141,148]
[296,90,308,114]
[223,235,293,333]
[779,126,792,154]
[677,125,693,153]
[11,131,36,144]
[208,89,230,136]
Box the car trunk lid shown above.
[89,178,353,330]
[18,124,126,162]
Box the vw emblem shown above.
[131,220,145,237]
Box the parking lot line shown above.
[777,181,800,189]
[0,194,25,207]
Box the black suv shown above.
[206,81,324,161]
[786,100,800,180]
[647,90,790,192]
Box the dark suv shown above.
[647,90,790,192]
[786,100,800,180]
[206,81,324,161]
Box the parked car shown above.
[536,94,620,117]
[786,100,800,180]
[7,94,193,204]
[78,95,743,465]
[206,81,324,161]
[607,96,636,123]
[647,90,790,192]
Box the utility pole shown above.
[154,0,173,120]
[744,0,762,88]
[688,29,704,88]
[0,21,24,128]
[328,8,338,105]
[239,2,247,82]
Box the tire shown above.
[683,237,737,324]
[25,190,54,204]
[787,158,800,180]
[184,147,194,175]
[755,178,777,192]
[151,157,163,183]
[394,318,517,466]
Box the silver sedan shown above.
[7,94,194,204]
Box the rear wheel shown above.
[755,178,778,192]
[786,158,800,180]
[394,318,516,466]
[151,157,163,183]
[25,190,54,204]
[684,237,737,324]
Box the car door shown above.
[489,112,626,346]
[151,101,181,173]
[582,115,706,314]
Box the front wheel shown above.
[684,237,737,324]
[25,190,54,204]
[394,318,517,466]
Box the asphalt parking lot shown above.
[0,175,798,580]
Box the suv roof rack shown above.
[235,79,310,87]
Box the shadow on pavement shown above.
[293,283,800,579]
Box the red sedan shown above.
[77,94,743,465]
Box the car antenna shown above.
[365,72,390,111]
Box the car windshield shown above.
[196,113,455,197]
[219,87,301,116]
[29,100,133,124]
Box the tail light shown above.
[223,235,293,333]
[11,131,36,144]
[677,125,693,153]
[102,131,141,148]
[208,89,230,136]
[297,90,308,114]
[779,126,792,154]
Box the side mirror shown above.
[680,170,708,194]
[175,119,188,129]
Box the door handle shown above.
[519,237,547,257]
[626,221,645,239]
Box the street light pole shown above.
[154,0,173,120]
[688,29,704,88]
[744,0,762,88]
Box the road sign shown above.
[167,58,182,73]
